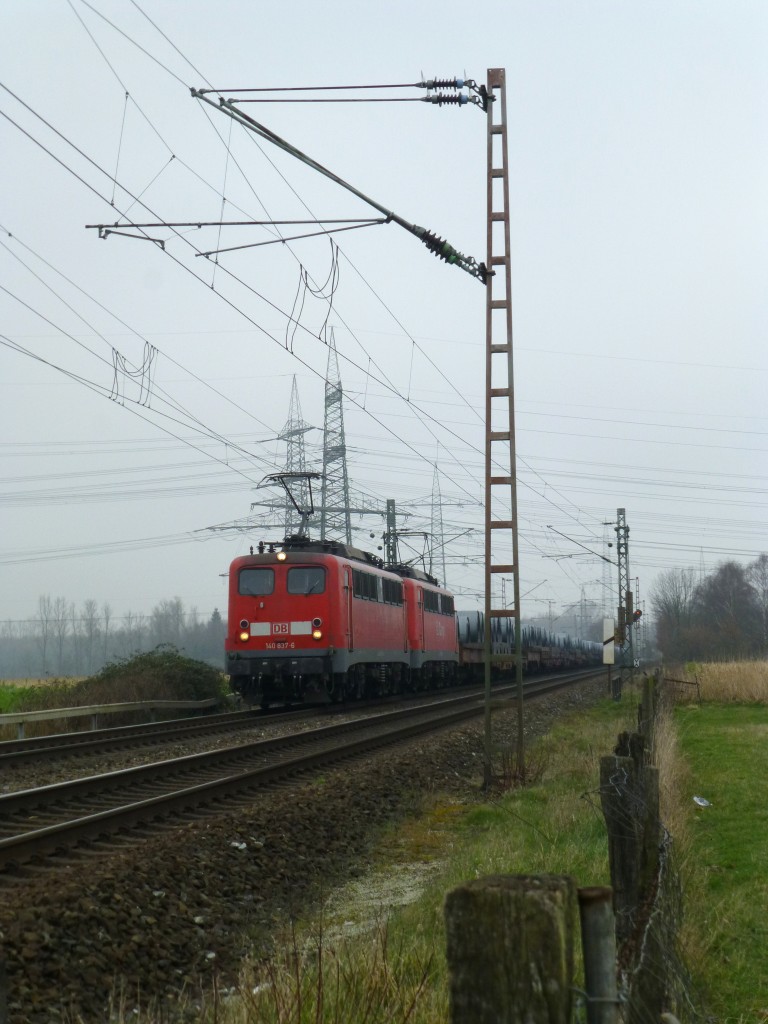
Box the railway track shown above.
[0,667,602,767]
[0,668,604,880]
[0,706,314,766]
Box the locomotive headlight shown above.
[312,629,323,641]
[239,630,249,642]
[276,551,287,562]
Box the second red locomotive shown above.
[226,536,458,706]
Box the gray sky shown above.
[1,0,766,630]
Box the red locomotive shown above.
[226,536,458,706]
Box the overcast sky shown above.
[1,0,766,633]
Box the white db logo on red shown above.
[272,622,289,635]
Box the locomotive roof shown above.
[252,536,442,588]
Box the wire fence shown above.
[444,674,699,1023]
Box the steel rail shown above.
[0,707,307,765]
[0,698,488,871]
[0,669,604,873]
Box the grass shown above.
[674,701,768,1017]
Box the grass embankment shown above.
[674,662,768,1018]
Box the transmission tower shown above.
[278,377,313,537]
[430,464,447,586]
[320,329,352,544]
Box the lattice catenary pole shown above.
[614,507,634,698]
[483,68,524,786]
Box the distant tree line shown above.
[0,596,226,679]
[651,554,768,662]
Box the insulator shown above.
[423,92,468,106]
[421,230,457,264]
[420,77,465,89]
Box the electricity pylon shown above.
[278,377,313,537]
[430,463,447,586]
[320,329,352,544]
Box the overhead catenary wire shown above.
[0,83,491,504]
[62,3,602,543]
[0,88,624,598]
[9,6,745,598]
[0,237,278,476]
[0,224,282,441]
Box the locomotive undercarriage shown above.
[230,651,461,707]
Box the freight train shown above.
[226,536,601,706]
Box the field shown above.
[673,664,768,1017]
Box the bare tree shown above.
[151,598,185,648]
[36,595,53,677]
[70,601,83,674]
[102,602,112,665]
[693,561,760,659]
[82,599,99,674]
[649,568,697,661]
[52,596,70,675]
[747,554,768,650]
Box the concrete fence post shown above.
[0,956,8,1024]
[444,874,577,1024]
[578,886,619,1024]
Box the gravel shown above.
[0,679,606,1023]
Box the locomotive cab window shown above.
[381,578,403,605]
[238,568,274,596]
[287,566,326,595]
[352,569,380,601]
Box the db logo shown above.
[272,623,289,635]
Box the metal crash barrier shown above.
[0,698,220,739]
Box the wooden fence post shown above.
[600,740,660,947]
[444,874,577,1024]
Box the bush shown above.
[14,646,228,712]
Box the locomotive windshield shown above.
[238,568,274,596]
[287,566,326,595]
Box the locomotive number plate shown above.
[272,622,289,634]
[266,641,295,650]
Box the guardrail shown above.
[0,698,221,739]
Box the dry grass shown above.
[653,704,691,849]
[677,660,768,702]
[0,677,82,688]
